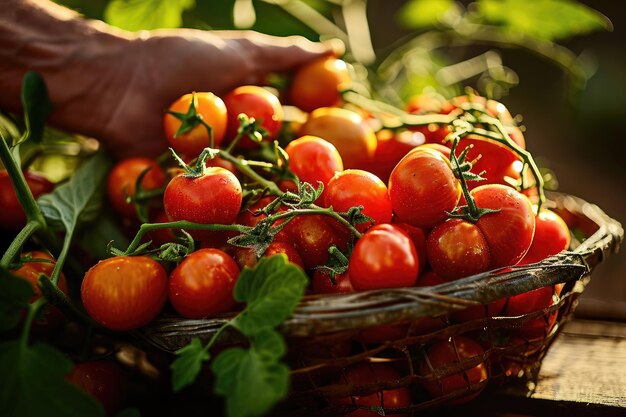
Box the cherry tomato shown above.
[426,218,491,280]
[82,256,168,331]
[334,363,411,417]
[168,248,240,319]
[107,157,166,218]
[472,184,535,268]
[286,214,349,269]
[300,107,377,169]
[349,224,419,291]
[163,167,242,239]
[312,271,354,295]
[393,223,427,274]
[223,85,283,148]
[163,92,227,157]
[285,135,344,190]
[289,56,351,112]
[515,310,558,341]
[0,170,53,231]
[405,92,456,144]
[324,169,392,231]
[231,241,304,270]
[388,148,461,229]
[235,196,290,243]
[420,336,488,404]
[506,286,557,317]
[520,209,570,265]
[66,361,125,416]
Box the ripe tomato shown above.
[349,224,419,291]
[300,107,377,169]
[289,56,351,112]
[231,241,304,270]
[81,256,168,331]
[66,361,125,416]
[0,170,53,231]
[324,169,392,231]
[420,336,488,404]
[163,92,227,157]
[426,218,491,280]
[163,167,242,239]
[107,157,166,218]
[393,223,427,274]
[286,214,349,269]
[285,135,344,191]
[168,248,240,319]
[223,85,283,148]
[388,148,461,229]
[334,363,411,416]
[471,184,535,268]
[312,271,354,295]
[520,209,570,265]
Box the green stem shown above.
[0,220,40,268]
[38,274,101,330]
[270,206,363,239]
[19,297,46,349]
[219,150,282,195]
[449,139,480,219]
[204,323,231,353]
[50,229,74,286]
[224,132,244,154]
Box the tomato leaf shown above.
[0,341,104,417]
[475,0,612,41]
[170,338,210,392]
[104,0,196,31]
[398,0,461,29]
[231,255,308,336]
[0,268,33,331]
[212,330,289,417]
[20,71,52,145]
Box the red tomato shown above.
[388,148,461,229]
[312,271,354,295]
[231,241,304,270]
[205,155,238,176]
[289,56,351,112]
[236,196,289,242]
[168,248,240,319]
[223,85,283,148]
[163,92,227,157]
[516,311,558,341]
[324,169,392,231]
[300,107,377,169]
[81,256,168,331]
[420,336,488,404]
[506,286,556,317]
[393,223,427,274]
[349,224,419,291]
[66,361,125,416]
[107,157,166,218]
[405,92,455,145]
[286,214,349,269]
[426,218,491,280]
[334,363,410,417]
[163,167,242,239]
[472,184,535,268]
[520,209,570,265]
[285,135,344,190]
[0,170,53,231]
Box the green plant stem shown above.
[0,220,40,268]
[19,297,46,349]
[449,139,480,219]
[224,132,244,154]
[38,274,101,329]
[50,230,73,286]
[270,206,363,239]
[218,150,282,195]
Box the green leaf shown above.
[212,330,289,417]
[0,268,34,332]
[476,0,612,41]
[20,71,52,145]
[170,338,210,392]
[38,153,110,233]
[398,0,461,29]
[104,0,196,31]
[0,341,104,417]
[231,255,308,336]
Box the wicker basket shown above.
[139,192,623,415]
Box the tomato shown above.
[81,256,168,331]
[520,209,570,265]
[388,148,461,229]
[204,155,238,176]
[300,107,377,169]
[506,286,557,317]
[515,310,558,341]
[236,196,290,242]
[471,184,535,268]
[286,214,349,269]
[163,167,242,239]
[107,157,166,218]
[349,224,419,291]
[426,218,491,280]
[333,363,410,417]
[0,170,53,231]
[66,361,125,416]
[231,241,304,270]
[324,169,392,231]
[393,223,427,274]
[289,56,351,112]
[312,271,354,294]
[168,248,240,319]
[285,136,344,191]
[163,92,227,157]
[10,251,68,333]
[223,85,283,148]
[419,336,488,404]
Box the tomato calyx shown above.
[224,113,268,153]
[314,245,351,284]
[165,92,215,146]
